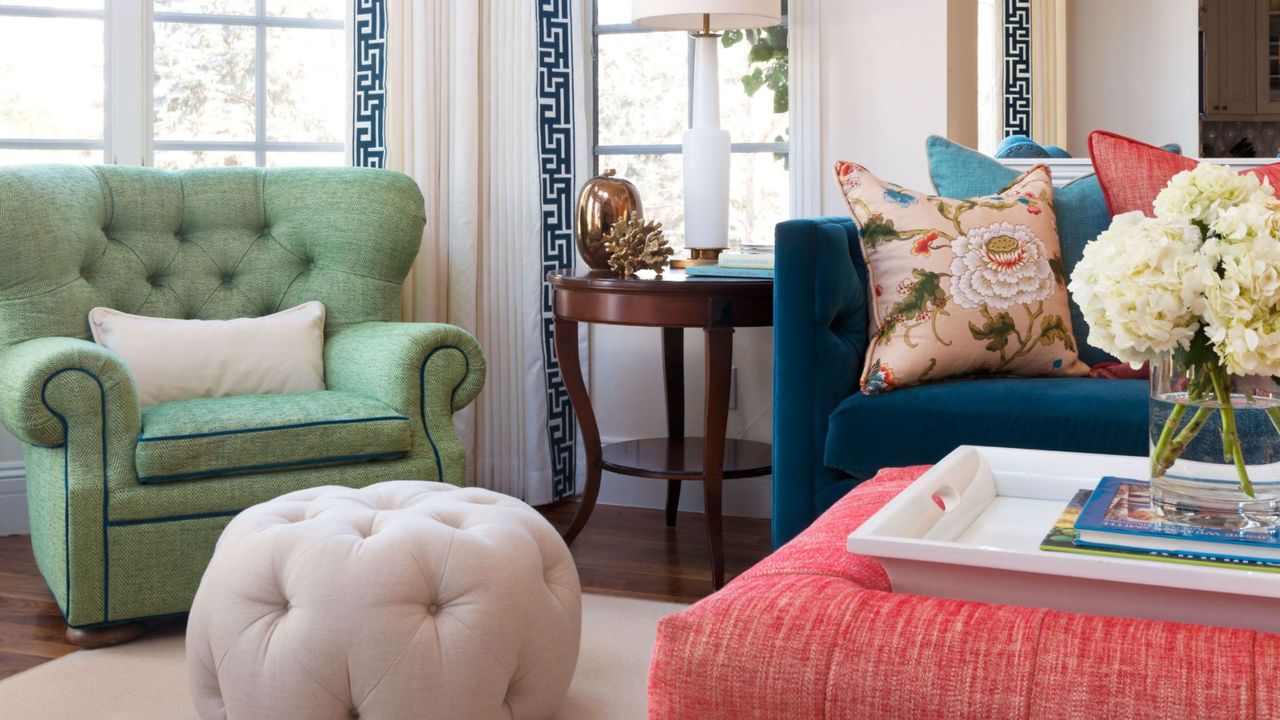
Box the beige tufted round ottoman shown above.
[186,481,581,720]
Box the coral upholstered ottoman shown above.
[649,467,1280,719]
[186,481,581,720]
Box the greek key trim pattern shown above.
[353,0,386,168]
[537,0,577,500]
[1003,0,1031,138]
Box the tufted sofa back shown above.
[0,165,425,349]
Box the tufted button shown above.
[147,274,159,286]
[174,231,185,243]
[221,273,235,286]
[427,604,439,615]
[308,260,316,270]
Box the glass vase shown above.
[1149,357,1280,529]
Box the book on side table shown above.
[717,249,774,269]
[683,246,775,279]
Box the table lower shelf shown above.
[600,438,772,481]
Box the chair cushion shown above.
[136,391,411,484]
[823,378,1147,479]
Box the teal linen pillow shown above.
[925,135,1179,366]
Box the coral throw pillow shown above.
[836,162,1089,394]
[1089,130,1280,216]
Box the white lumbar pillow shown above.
[88,301,326,406]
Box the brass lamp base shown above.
[670,247,724,268]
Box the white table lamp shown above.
[631,0,782,266]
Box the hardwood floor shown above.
[0,502,772,679]
[540,501,773,604]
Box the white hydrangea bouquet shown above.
[1069,164,1280,499]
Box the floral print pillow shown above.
[836,162,1089,394]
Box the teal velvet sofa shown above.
[0,165,485,636]
[771,216,1146,547]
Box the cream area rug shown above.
[0,593,685,720]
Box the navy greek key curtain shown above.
[352,0,582,503]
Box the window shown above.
[0,0,347,168]
[592,0,789,248]
[152,0,345,168]
[0,1,106,164]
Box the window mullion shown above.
[255,0,267,166]
[106,0,149,165]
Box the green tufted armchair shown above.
[0,165,485,639]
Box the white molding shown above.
[788,0,822,218]
[998,158,1093,186]
[106,0,151,166]
[1000,157,1277,187]
[0,462,27,536]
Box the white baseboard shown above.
[0,461,27,536]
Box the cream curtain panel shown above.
[384,0,586,504]
[1029,0,1068,148]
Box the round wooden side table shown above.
[549,268,773,590]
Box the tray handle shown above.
[855,446,998,541]
[921,447,999,541]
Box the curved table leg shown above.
[556,318,602,546]
[703,326,734,590]
[662,327,685,528]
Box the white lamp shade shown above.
[630,0,782,31]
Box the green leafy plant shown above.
[720,25,788,115]
[721,1,788,163]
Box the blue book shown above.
[1074,477,1280,562]
[684,265,774,279]
[1042,489,1280,573]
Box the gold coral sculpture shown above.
[603,214,673,276]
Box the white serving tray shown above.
[847,445,1280,633]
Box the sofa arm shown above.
[324,322,486,485]
[772,217,869,547]
[0,336,141,448]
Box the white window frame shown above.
[0,0,346,167]
[589,1,792,220]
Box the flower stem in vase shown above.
[1266,406,1280,437]
[1156,405,1215,477]
[1209,366,1254,497]
[1151,371,1212,477]
[1150,402,1187,476]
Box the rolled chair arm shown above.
[324,322,486,485]
[0,336,141,448]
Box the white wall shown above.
[818,0,975,213]
[1065,0,1200,156]
[0,428,18,464]
[0,428,25,535]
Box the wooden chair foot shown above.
[66,622,146,648]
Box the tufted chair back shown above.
[0,165,425,349]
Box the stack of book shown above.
[1039,477,1280,572]
[684,245,774,279]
